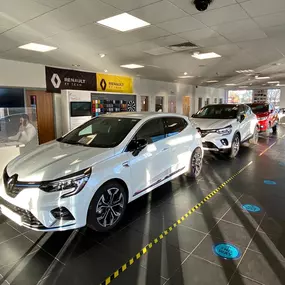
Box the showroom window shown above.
[164,117,187,137]
[136,118,165,144]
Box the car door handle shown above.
[162,147,169,152]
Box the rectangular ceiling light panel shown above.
[192,52,221,60]
[120,64,144,69]
[18,43,57,52]
[97,13,150,32]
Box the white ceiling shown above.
[1,0,285,88]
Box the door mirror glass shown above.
[240,114,246,122]
[128,138,148,156]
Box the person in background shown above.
[8,114,37,144]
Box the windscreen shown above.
[193,105,238,119]
[58,117,140,148]
[248,104,269,114]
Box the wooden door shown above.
[26,90,55,144]
[183,96,190,116]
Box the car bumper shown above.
[0,179,89,231]
[201,133,234,151]
[257,120,269,132]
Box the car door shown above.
[163,117,190,173]
[126,118,171,198]
[238,105,248,141]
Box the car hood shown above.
[191,118,236,130]
[6,141,115,182]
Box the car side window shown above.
[245,105,252,115]
[136,118,165,144]
[164,117,188,137]
[238,105,246,115]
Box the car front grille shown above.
[0,197,44,228]
[202,142,219,149]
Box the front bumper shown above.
[201,133,233,151]
[0,179,88,231]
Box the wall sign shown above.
[45,66,96,93]
[213,243,241,260]
[242,204,261,213]
[96,73,133,94]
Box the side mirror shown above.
[239,114,246,122]
[128,138,148,157]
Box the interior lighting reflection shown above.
[168,135,193,146]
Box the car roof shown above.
[102,112,188,120]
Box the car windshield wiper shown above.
[61,140,88,147]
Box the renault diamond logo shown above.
[51,73,61,88]
[100,79,107,91]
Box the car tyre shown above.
[87,181,127,232]
[249,126,259,145]
[228,134,240,158]
[186,147,203,178]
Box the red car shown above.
[248,103,278,133]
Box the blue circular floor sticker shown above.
[242,204,261,213]
[264,180,277,185]
[213,243,241,260]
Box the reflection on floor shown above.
[1,127,285,285]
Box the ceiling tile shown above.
[193,4,249,26]
[178,28,220,41]
[51,0,120,30]
[0,0,52,24]
[144,47,174,55]
[156,16,205,34]
[241,0,285,17]
[127,25,170,41]
[263,25,285,38]
[130,1,188,24]
[32,0,75,8]
[0,35,19,52]
[99,0,161,11]
[192,36,229,48]
[211,19,259,36]
[152,34,186,46]
[223,29,268,43]
[253,12,285,28]
[0,12,19,31]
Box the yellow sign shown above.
[96,73,133,94]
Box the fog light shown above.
[51,207,75,221]
[221,139,228,146]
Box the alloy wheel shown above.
[96,187,125,228]
[232,136,240,156]
[192,149,202,176]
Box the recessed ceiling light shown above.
[277,83,285,86]
[206,80,219,83]
[178,75,194,79]
[239,86,249,88]
[99,53,106,58]
[104,69,108,73]
[192,52,221,60]
[97,13,150,32]
[268,81,279,84]
[72,64,80,67]
[120,64,144,69]
[255,76,270,79]
[184,72,188,75]
[236,70,254,73]
[225,83,236,86]
[18,43,57,52]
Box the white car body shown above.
[0,112,202,231]
[191,104,258,152]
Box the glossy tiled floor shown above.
[1,126,285,285]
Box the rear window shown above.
[164,117,187,137]
[248,104,269,113]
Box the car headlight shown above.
[216,125,232,135]
[40,168,91,198]
[258,117,268,121]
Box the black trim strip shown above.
[133,167,185,197]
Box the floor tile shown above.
[258,215,285,236]
[165,255,231,285]
[0,235,36,268]
[0,249,63,285]
[0,223,21,244]
[248,231,285,262]
[229,273,266,285]
[238,250,285,285]
[6,221,30,234]
[163,225,206,253]
[211,220,255,247]
[192,235,243,271]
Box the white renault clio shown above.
[0,113,203,232]
[192,104,258,158]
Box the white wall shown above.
[280,87,285,108]
[0,59,46,88]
